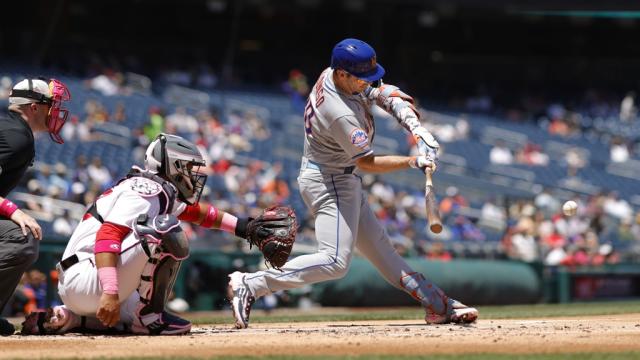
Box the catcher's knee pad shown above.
[400,272,447,315]
[134,214,189,259]
[134,214,189,315]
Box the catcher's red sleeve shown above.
[178,203,201,222]
[95,222,130,254]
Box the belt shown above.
[58,254,80,272]
[303,158,355,174]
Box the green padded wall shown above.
[310,257,542,306]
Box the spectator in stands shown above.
[541,227,566,253]
[49,163,70,198]
[166,107,199,137]
[544,243,568,266]
[195,64,218,89]
[282,69,310,113]
[465,86,493,112]
[144,106,165,141]
[0,76,12,99]
[425,242,452,261]
[71,155,90,184]
[533,189,561,216]
[450,215,485,242]
[489,140,514,165]
[260,171,290,205]
[480,198,507,228]
[592,243,620,265]
[610,137,629,163]
[87,157,113,190]
[35,164,52,192]
[619,91,636,122]
[53,210,79,237]
[112,102,127,123]
[504,224,539,262]
[86,70,124,96]
[516,143,549,166]
[23,269,47,311]
[564,147,587,177]
[547,103,569,136]
[61,115,78,142]
[603,191,633,222]
[84,99,109,124]
[439,186,468,220]
[244,109,271,140]
[23,180,45,213]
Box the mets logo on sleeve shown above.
[350,128,369,148]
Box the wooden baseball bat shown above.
[425,169,443,234]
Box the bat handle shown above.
[425,168,434,187]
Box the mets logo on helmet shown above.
[350,128,369,148]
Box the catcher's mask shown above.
[9,78,71,144]
[144,133,207,205]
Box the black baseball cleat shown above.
[227,271,255,329]
[0,317,15,336]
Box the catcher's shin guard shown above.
[133,215,191,335]
[400,272,478,324]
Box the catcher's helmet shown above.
[330,38,385,83]
[144,133,207,205]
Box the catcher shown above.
[22,133,297,335]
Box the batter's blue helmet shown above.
[330,38,385,82]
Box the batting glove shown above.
[409,154,437,173]
[412,126,440,156]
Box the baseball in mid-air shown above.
[562,200,578,216]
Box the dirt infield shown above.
[2,313,640,358]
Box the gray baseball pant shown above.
[245,169,416,298]
[0,219,39,313]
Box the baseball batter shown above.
[228,38,478,328]
[22,134,267,335]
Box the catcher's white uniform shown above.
[57,175,186,324]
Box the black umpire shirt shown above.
[0,110,35,198]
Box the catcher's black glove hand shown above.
[236,206,297,270]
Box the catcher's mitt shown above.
[246,206,297,270]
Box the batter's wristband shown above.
[234,217,251,239]
[0,199,18,218]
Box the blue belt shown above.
[305,159,355,174]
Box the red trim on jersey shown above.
[95,222,131,254]
[178,203,201,222]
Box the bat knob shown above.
[430,223,443,234]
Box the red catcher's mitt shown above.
[246,206,297,269]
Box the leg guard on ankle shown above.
[400,272,448,315]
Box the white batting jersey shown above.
[303,68,376,168]
[61,176,187,260]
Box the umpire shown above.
[0,78,71,335]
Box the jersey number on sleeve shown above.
[303,100,315,135]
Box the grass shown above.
[186,300,640,325]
